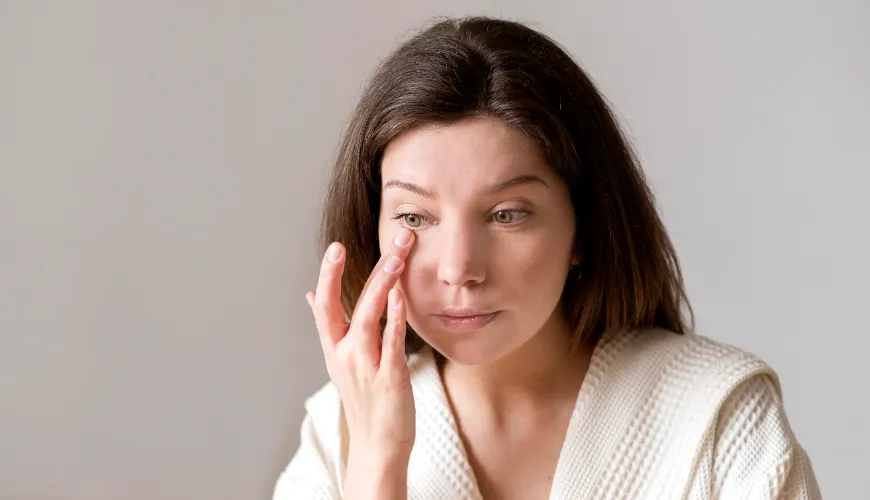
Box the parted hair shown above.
[319,16,693,354]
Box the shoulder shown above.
[609,327,770,368]
[708,353,820,497]
[589,330,819,495]
[595,328,790,456]
[602,328,782,400]
[611,329,820,496]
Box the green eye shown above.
[392,212,426,228]
[493,209,526,224]
[403,214,423,228]
[494,210,511,223]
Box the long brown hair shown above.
[320,16,693,354]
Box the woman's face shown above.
[378,117,577,365]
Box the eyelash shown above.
[390,209,531,229]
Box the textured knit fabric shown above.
[274,328,821,499]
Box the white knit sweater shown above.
[274,328,821,499]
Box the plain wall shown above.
[1,1,867,498]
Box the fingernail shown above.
[394,229,412,248]
[390,289,401,309]
[327,243,342,262]
[384,255,401,273]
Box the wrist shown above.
[345,447,409,500]
[347,444,410,474]
[349,438,412,464]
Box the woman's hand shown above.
[305,228,417,468]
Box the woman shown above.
[275,16,820,499]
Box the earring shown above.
[567,264,582,281]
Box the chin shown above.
[410,319,522,366]
[431,343,494,365]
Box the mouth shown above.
[431,309,500,332]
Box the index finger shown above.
[352,228,415,328]
[355,228,416,310]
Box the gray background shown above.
[1,1,867,499]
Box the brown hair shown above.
[320,16,693,354]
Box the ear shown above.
[571,239,583,266]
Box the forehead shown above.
[380,117,556,190]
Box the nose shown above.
[436,222,487,287]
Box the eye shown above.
[392,212,427,229]
[492,209,529,224]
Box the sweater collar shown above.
[405,329,624,499]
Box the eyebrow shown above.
[483,174,549,195]
[383,174,548,199]
[382,180,436,199]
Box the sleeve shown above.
[777,443,822,499]
[273,413,341,500]
[711,373,822,499]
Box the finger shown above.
[355,228,416,313]
[306,291,334,346]
[313,242,349,345]
[380,287,407,370]
[305,291,334,352]
[352,253,405,332]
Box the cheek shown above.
[396,245,426,307]
[495,230,572,311]
[377,217,394,255]
[506,233,568,277]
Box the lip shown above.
[432,310,500,332]
[439,307,497,316]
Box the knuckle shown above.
[372,267,393,287]
[321,347,337,368]
[337,342,372,374]
[335,344,353,364]
[354,309,376,328]
[378,366,406,387]
[391,309,404,325]
[314,301,328,317]
[316,324,334,343]
[392,327,405,346]
[311,315,326,334]
[317,265,331,283]
[380,265,400,284]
